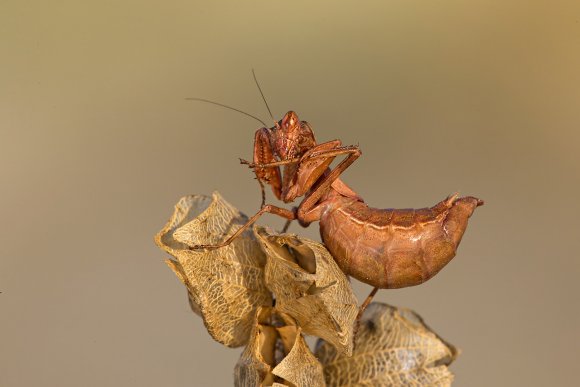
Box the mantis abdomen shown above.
[319,195,483,288]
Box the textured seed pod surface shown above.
[316,302,458,386]
[255,226,358,356]
[155,192,272,347]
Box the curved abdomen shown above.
[319,195,483,288]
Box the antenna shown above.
[185,97,268,127]
[252,69,277,126]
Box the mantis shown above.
[189,78,483,315]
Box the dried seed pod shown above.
[316,303,458,386]
[235,308,325,387]
[272,326,326,387]
[255,227,358,356]
[155,192,272,347]
[234,307,278,386]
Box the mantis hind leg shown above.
[353,286,380,345]
[357,287,379,321]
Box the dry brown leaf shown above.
[155,192,272,347]
[272,327,326,387]
[315,302,458,386]
[255,227,358,356]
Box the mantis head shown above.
[273,111,316,160]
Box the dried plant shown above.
[156,192,458,386]
[315,303,457,386]
[155,193,271,347]
[255,227,358,356]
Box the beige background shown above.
[1,1,579,386]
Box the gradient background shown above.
[1,1,579,386]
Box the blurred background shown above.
[1,1,579,386]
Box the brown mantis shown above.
[189,79,483,316]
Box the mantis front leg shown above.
[294,144,361,224]
[252,128,283,206]
[194,143,361,250]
